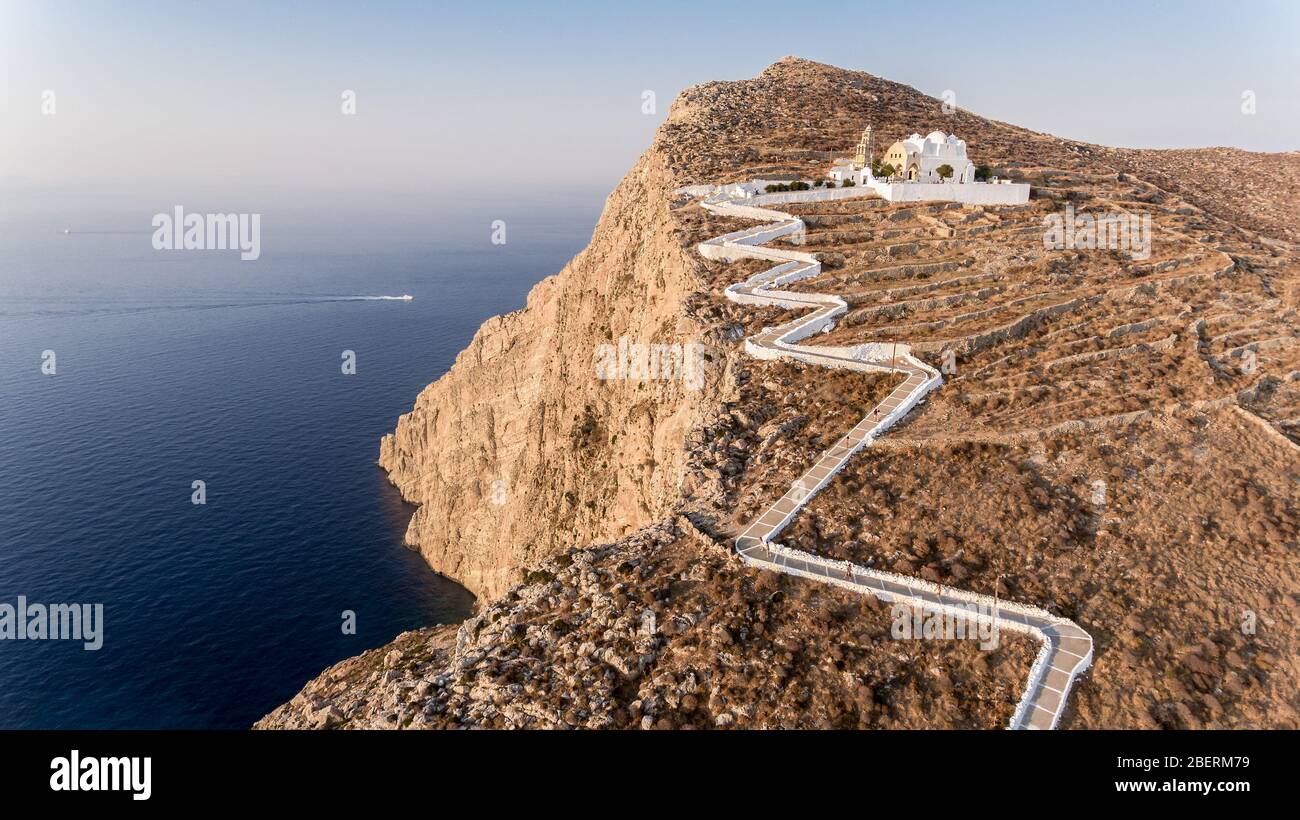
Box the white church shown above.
[829,125,1029,205]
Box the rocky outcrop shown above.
[255,520,1036,730]
[377,149,721,600]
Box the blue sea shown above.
[0,191,601,728]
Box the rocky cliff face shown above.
[376,56,1300,604]
[377,149,722,600]
[262,58,1299,730]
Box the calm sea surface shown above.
[0,193,599,727]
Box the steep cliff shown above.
[262,58,1298,730]
[377,149,721,600]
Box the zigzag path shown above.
[696,185,1093,729]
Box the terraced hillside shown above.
[674,120,1297,728]
[780,176,1298,436]
[263,57,1298,731]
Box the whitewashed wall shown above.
[867,179,1030,205]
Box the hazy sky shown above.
[3,0,1297,201]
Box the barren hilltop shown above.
[259,58,1298,730]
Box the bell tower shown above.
[852,124,874,170]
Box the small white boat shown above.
[399,294,414,301]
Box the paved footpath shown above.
[696,186,1093,730]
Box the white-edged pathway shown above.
[697,187,1093,730]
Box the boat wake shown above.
[3,294,415,320]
